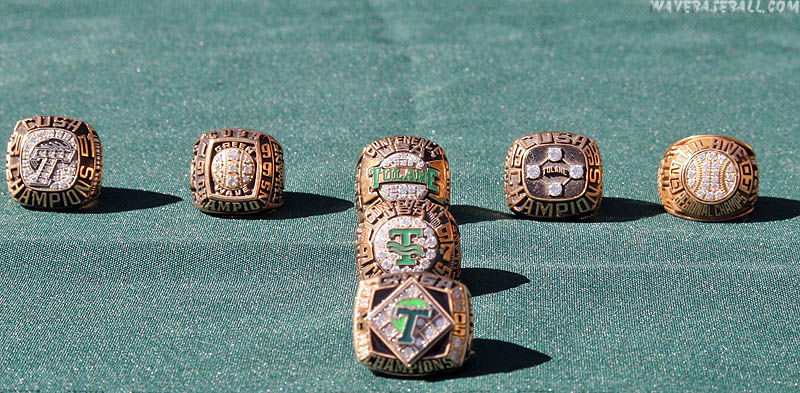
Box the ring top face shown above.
[659,135,758,221]
[355,136,450,216]
[6,116,103,209]
[357,200,461,280]
[353,272,473,376]
[190,129,284,215]
[505,132,602,219]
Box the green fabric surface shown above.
[1,1,799,392]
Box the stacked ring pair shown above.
[353,136,473,376]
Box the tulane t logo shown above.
[392,299,431,343]
[387,228,424,265]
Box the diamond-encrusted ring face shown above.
[357,200,460,280]
[682,150,739,203]
[504,132,602,219]
[190,129,284,215]
[658,135,758,221]
[210,147,256,195]
[353,272,473,376]
[6,116,103,209]
[355,136,450,216]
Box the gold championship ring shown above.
[658,135,758,221]
[355,136,450,216]
[190,128,284,215]
[504,132,602,219]
[357,200,461,280]
[6,116,102,209]
[353,272,473,376]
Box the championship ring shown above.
[353,272,473,376]
[6,116,102,209]
[190,128,285,215]
[357,200,460,280]
[355,136,450,216]
[504,131,602,219]
[658,135,758,221]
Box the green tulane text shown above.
[369,167,439,192]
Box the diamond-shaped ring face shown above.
[353,272,473,376]
[6,116,103,209]
[355,136,450,216]
[658,135,758,221]
[190,129,284,215]
[367,278,454,366]
[356,199,461,280]
[505,132,602,219]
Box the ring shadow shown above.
[62,187,182,214]
[424,339,551,381]
[734,196,800,223]
[587,197,663,223]
[451,197,663,224]
[459,267,529,297]
[230,191,353,220]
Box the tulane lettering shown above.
[368,166,440,192]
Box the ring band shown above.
[6,116,103,209]
[355,136,450,216]
[504,131,602,219]
[658,135,758,221]
[190,128,285,215]
[353,272,473,376]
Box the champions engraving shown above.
[658,135,758,221]
[353,272,473,376]
[190,129,285,215]
[505,132,603,219]
[6,116,103,209]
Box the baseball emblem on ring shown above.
[504,132,602,219]
[355,136,450,216]
[356,200,460,280]
[353,272,473,376]
[658,135,758,221]
[6,116,103,209]
[190,129,284,215]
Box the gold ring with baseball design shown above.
[658,135,758,221]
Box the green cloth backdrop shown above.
[1,1,798,392]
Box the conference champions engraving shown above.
[353,272,473,376]
[658,135,758,221]
[356,200,461,280]
[504,132,602,219]
[6,116,102,209]
[355,136,450,216]
[190,129,284,215]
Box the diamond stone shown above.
[526,164,541,179]
[366,279,454,366]
[548,183,563,196]
[547,147,563,161]
[569,165,584,179]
